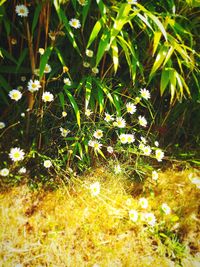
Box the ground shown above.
[0,167,200,267]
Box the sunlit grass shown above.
[0,167,199,266]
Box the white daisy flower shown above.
[86,49,94,57]
[161,203,171,215]
[15,4,29,17]
[64,78,71,86]
[88,140,95,147]
[114,164,121,174]
[93,141,102,151]
[139,197,148,209]
[60,127,70,137]
[62,111,67,117]
[0,168,9,177]
[9,147,25,162]
[38,48,45,55]
[21,76,26,82]
[107,146,113,153]
[27,79,41,93]
[92,67,99,74]
[104,113,114,122]
[93,129,103,139]
[127,134,135,144]
[140,137,147,144]
[90,181,100,197]
[44,64,51,73]
[126,102,136,114]
[115,117,126,128]
[140,88,151,100]
[138,115,147,127]
[43,160,52,168]
[155,149,164,162]
[83,61,90,68]
[85,109,93,116]
[154,141,159,147]
[142,145,152,156]
[144,212,156,226]
[69,18,81,29]
[119,134,128,144]
[9,89,22,101]
[129,209,138,222]
[18,167,26,174]
[139,142,145,151]
[152,170,158,181]
[0,122,5,129]
[42,92,54,102]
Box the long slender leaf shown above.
[96,28,110,65]
[85,76,92,110]
[64,87,81,128]
[39,46,53,79]
[31,4,42,34]
[87,17,105,48]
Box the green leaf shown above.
[0,48,17,64]
[160,68,170,96]
[87,17,105,48]
[39,46,53,79]
[96,28,110,65]
[97,86,104,113]
[64,88,81,128]
[96,0,106,16]
[16,48,28,72]
[55,47,66,66]
[31,4,42,34]
[110,3,131,44]
[0,74,12,92]
[85,76,92,110]
[111,39,119,74]
[149,46,168,79]
[58,92,65,109]
[82,0,91,27]
[113,94,121,116]
[152,31,162,56]
[53,4,81,55]
[169,68,176,104]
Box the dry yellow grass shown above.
[0,167,200,267]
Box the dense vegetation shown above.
[0,1,200,266]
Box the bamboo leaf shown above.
[96,28,110,65]
[169,68,176,104]
[31,4,42,34]
[64,88,81,128]
[96,0,106,16]
[16,48,28,72]
[87,17,105,48]
[111,39,119,74]
[53,4,81,55]
[82,0,91,27]
[39,46,53,79]
[97,86,104,113]
[149,46,168,79]
[160,68,170,96]
[113,94,121,116]
[85,76,92,110]
[152,31,162,56]
[110,3,131,44]
[58,92,65,109]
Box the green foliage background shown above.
[0,0,200,182]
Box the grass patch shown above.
[0,167,200,266]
